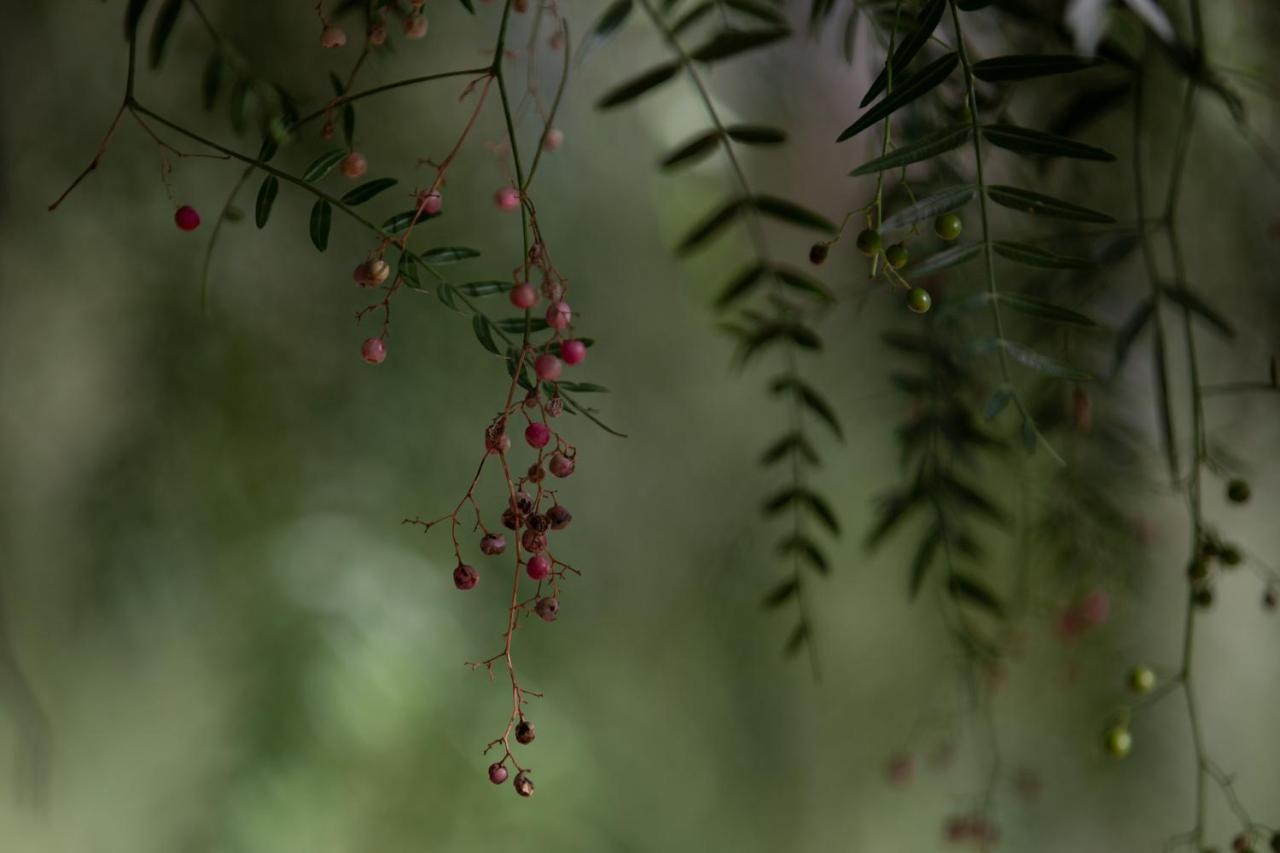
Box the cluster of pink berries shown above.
[319,0,427,50]
[1055,587,1110,642]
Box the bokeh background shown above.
[1,1,1278,851]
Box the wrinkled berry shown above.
[546,300,572,330]
[515,719,536,744]
[480,534,506,556]
[526,513,550,533]
[512,772,534,797]
[488,762,508,784]
[512,492,534,514]
[546,504,572,530]
[535,596,559,622]
[453,564,478,590]
[501,508,521,530]
[522,530,548,554]
[549,451,574,478]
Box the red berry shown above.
[535,597,559,622]
[341,152,367,179]
[453,563,478,590]
[420,190,442,215]
[545,300,572,330]
[561,339,586,366]
[526,554,550,580]
[549,451,574,479]
[534,354,562,382]
[480,534,506,556]
[494,186,520,212]
[488,763,508,784]
[361,337,387,364]
[525,422,551,448]
[543,128,564,151]
[174,205,201,231]
[546,504,572,530]
[509,282,538,309]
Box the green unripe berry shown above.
[1104,725,1132,758]
[907,287,932,314]
[1128,666,1156,694]
[856,228,883,257]
[885,243,909,269]
[1227,478,1250,503]
[934,213,963,241]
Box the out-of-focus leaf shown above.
[201,54,225,111]
[908,523,943,598]
[148,0,182,68]
[764,487,840,534]
[597,63,681,109]
[972,54,1103,82]
[726,124,787,145]
[752,196,836,234]
[763,578,799,608]
[716,262,768,308]
[1000,293,1097,326]
[1161,285,1236,337]
[690,27,790,63]
[770,376,843,440]
[761,432,820,466]
[777,535,830,575]
[579,0,633,65]
[983,388,1012,420]
[660,131,721,170]
[678,198,744,253]
[1002,340,1093,380]
[1112,296,1154,369]
[947,573,1004,617]
[908,243,981,278]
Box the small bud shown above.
[509,282,538,309]
[543,128,564,150]
[514,720,536,744]
[512,771,534,797]
[526,554,551,580]
[535,596,559,622]
[494,186,521,212]
[525,422,551,448]
[545,300,572,330]
[453,564,478,590]
[341,152,368,179]
[480,534,507,556]
[403,14,428,39]
[174,205,201,232]
[320,25,347,48]
[561,339,587,366]
[546,504,572,530]
[361,337,387,365]
[488,762,508,784]
[808,242,829,265]
[1227,478,1251,504]
[534,353,562,382]
[549,451,574,478]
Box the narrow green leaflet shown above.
[660,131,721,170]
[849,126,970,176]
[471,315,501,355]
[726,0,788,26]
[309,199,332,251]
[999,293,1096,326]
[972,54,1102,82]
[679,198,744,253]
[1112,297,1154,369]
[399,255,421,289]
[982,124,1116,161]
[456,280,512,297]
[881,185,976,231]
[716,262,768,308]
[860,0,946,107]
[420,246,480,265]
[986,185,1116,223]
[993,241,1095,270]
[761,432,819,466]
[690,27,790,63]
[254,176,279,229]
[672,3,715,35]
[456,0,476,12]
[1161,285,1236,337]
[202,54,225,110]
[303,150,347,182]
[770,376,843,439]
[341,178,397,206]
[382,209,425,234]
[579,0,632,65]
[907,242,981,278]
[777,535,830,574]
[557,381,609,393]
[1002,340,1092,380]
[493,317,551,333]
[597,63,680,109]
[726,125,787,145]
[763,578,799,608]
[908,524,943,598]
[763,487,840,534]
[752,196,836,234]
[148,0,182,68]
[125,0,150,40]
[838,53,958,141]
[947,573,1004,617]
[773,267,834,302]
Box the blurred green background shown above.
[1,1,1278,851]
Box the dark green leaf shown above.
[1049,81,1132,139]
[580,0,632,64]
[660,131,721,170]
[993,241,1095,270]
[881,185,976,231]
[773,267,834,302]
[229,79,250,135]
[254,176,279,229]
[308,199,331,251]
[382,209,428,233]
[763,487,840,534]
[493,317,551,333]
[690,27,790,63]
[420,246,480,265]
[783,621,810,657]
[456,280,512,297]
[436,284,464,310]
[982,124,1116,162]
[1002,340,1093,380]
[972,54,1103,82]
[866,487,924,548]
[777,535,830,574]
[303,150,347,182]
[556,381,609,393]
[763,578,799,608]
[716,262,768,308]
[849,125,970,176]
[986,185,1115,223]
[908,524,943,598]
[752,196,836,234]
[999,293,1096,326]
[399,255,421,289]
[936,473,1006,524]
[678,198,744,253]
[672,2,715,36]
[908,242,981,278]
[1161,285,1235,337]
[456,0,476,12]
[125,0,151,41]
[148,0,182,69]
[761,432,819,466]
[770,376,843,440]
[341,178,398,206]
[726,0,787,25]
[838,53,959,141]
[471,315,500,355]
[860,0,946,107]
[947,573,1004,617]
[201,54,225,111]
[597,63,681,109]
[726,124,787,145]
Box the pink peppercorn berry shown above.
[543,128,564,151]
[479,533,506,556]
[512,772,534,797]
[353,258,390,288]
[420,190,442,215]
[453,564,479,590]
[488,763,508,784]
[535,597,559,622]
[319,25,347,48]
[526,554,551,581]
[510,282,538,309]
[534,353,562,382]
[549,451,574,479]
[561,339,586,366]
[361,337,387,365]
[525,422,551,449]
[174,205,201,231]
[340,152,367,179]
[545,300,572,330]
[514,720,536,744]
[367,23,387,45]
[494,186,520,212]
